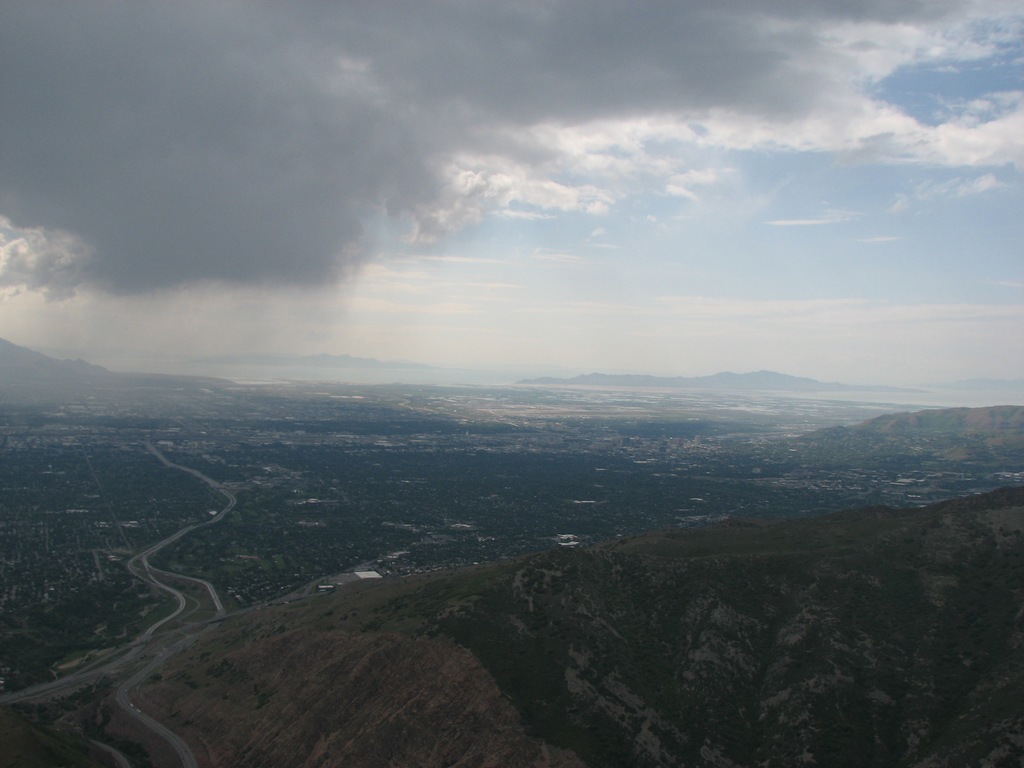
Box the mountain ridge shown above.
[854,404,1024,434]
[3,338,1014,394]
[0,337,228,400]
[0,337,112,383]
[139,486,1024,768]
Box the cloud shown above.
[666,169,723,201]
[766,210,860,226]
[531,251,585,265]
[407,159,614,242]
[2,0,1020,297]
[1,2,434,294]
[888,170,1009,214]
[888,197,912,214]
[0,217,91,299]
[916,172,1006,199]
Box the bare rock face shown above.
[143,629,586,768]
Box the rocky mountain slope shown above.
[141,486,1024,767]
[141,630,584,768]
[0,707,107,768]
[792,404,1024,472]
[855,405,1024,437]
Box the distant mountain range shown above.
[0,339,455,399]
[0,337,112,384]
[3,337,1019,396]
[519,369,921,393]
[0,337,119,402]
[0,338,431,383]
[0,337,223,401]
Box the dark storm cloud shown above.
[333,0,957,122]
[0,1,436,292]
[0,0,966,294]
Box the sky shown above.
[1,0,1022,387]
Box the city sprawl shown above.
[1,382,1021,689]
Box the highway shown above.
[113,630,214,768]
[2,442,236,768]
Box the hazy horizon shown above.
[2,2,1022,386]
[11,336,1017,411]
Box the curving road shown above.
[108,442,236,765]
[113,630,214,768]
[2,441,236,768]
[135,441,233,619]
